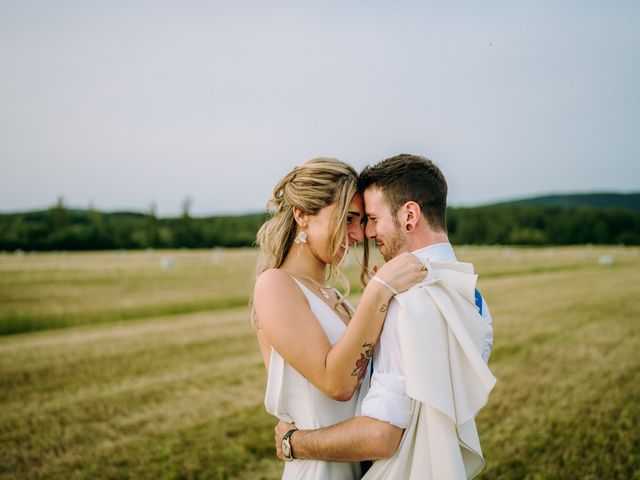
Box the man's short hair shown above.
[358,153,448,232]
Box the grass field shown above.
[1,246,639,479]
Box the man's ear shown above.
[401,201,421,232]
[292,207,308,228]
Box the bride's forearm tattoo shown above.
[379,303,387,313]
[351,342,375,381]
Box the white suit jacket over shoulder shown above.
[363,260,497,480]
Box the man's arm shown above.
[275,417,403,462]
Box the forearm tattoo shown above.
[351,342,375,381]
[379,303,387,313]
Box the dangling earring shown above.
[294,230,307,244]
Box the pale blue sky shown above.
[1,1,638,215]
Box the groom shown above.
[275,154,495,478]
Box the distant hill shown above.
[493,192,640,211]
[1,192,639,249]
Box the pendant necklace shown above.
[318,286,331,299]
[304,276,332,299]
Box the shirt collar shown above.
[411,242,456,263]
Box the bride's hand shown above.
[373,252,427,294]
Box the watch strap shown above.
[283,428,298,442]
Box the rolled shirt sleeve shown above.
[361,372,412,428]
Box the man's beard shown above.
[380,219,406,261]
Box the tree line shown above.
[1,199,639,251]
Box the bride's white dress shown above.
[264,277,364,480]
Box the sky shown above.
[1,1,638,216]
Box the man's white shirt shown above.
[357,243,494,428]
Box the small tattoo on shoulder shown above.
[379,304,387,313]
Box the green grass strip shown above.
[0,297,250,336]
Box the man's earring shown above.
[294,230,307,244]
[405,224,413,232]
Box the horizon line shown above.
[1,190,639,217]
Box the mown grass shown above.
[1,246,639,479]
[0,245,618,335]
[0,249,256,335]
[1,309,275,479]
[476,258,640,479]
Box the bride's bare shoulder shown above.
[254,269,299,298]
[254,269,310,330]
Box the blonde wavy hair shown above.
[252,157,359,325]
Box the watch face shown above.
[282,439,291,459]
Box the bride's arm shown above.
[254,252,423,401]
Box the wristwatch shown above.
[281,428,298,462]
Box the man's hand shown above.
[274,420,297,460]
